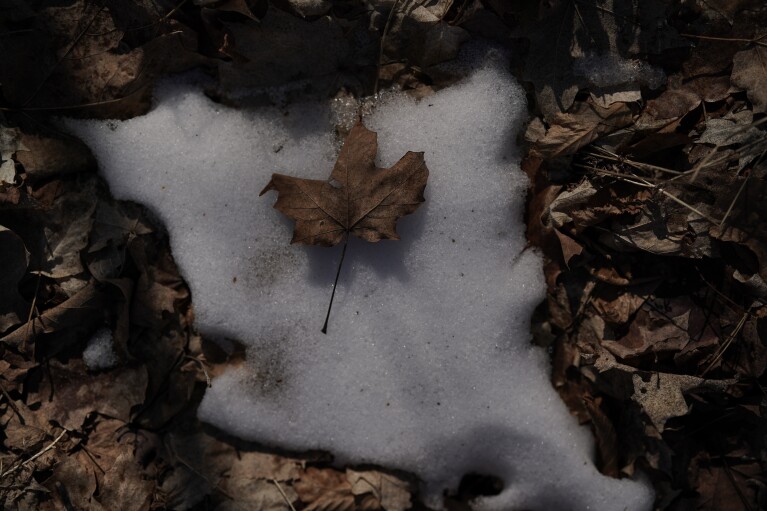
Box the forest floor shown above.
[0,1,765,510]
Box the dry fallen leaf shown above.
[0,127,26,184]
[583,395,619,478]
[261,122,428,246]
[261,121,428,332]
[636,68,730,131]
[346,469,412,511]
[15,132,95,182]
[0,225,29,333]
[1,281,106,358]
[591,350,734,434]
[31,360,148,431]
[531,99,635,159]
[0,0,204,118]
[602,300,692,361]
[39,418,154,511]
[157,429,361,511]
[294,467,355,511]
[213,8,352,99]
[731,46,767,113]
[695,110,761,147]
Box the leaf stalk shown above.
[321,232,349,334]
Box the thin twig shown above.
[161,0,190,22]
[698,0,733,26]
[572,4,595,47]
[184,355,212,387]
[0,85,146,113]
[588,146,684,175]
[173,454,235,499]
[0,429,67,479]
[654,185,719,223]
[0,383,24,423]
[702,310,750,377]
[573,0,639,27]
[680,32,767,47]
[23,269,42,352]
[688,116,767,182]
[271,479,297,511]
[696,268,748,315]
[719,174,749,226]
[579,156,721,224]
[574,163,654,187]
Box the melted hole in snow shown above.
[455,473,505,501]
[242,336,290,397]
[66,49,654,511]
[247,245,300,289]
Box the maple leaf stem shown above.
[321,232,349,334]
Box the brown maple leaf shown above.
[260,122,428,246]
[260,121,429,332]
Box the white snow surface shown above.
[67,55,653,510]
[83,327,118,371]
[573,52,665,90]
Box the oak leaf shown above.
[260,122,428,246]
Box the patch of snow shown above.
[83,327,118,371]
[282,0,332,17]
[573,52,665,90]
[67,53,653,510]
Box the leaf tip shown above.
[259,181,274,196]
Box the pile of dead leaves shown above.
[0,0,474,120]
[518,1,767,509]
